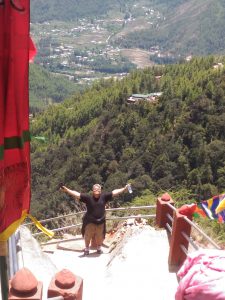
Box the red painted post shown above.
[155,193,174,229]
[8,267,43,300]
[168,211,192,270]
[48,269,83,300]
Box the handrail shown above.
[33,223,83,236]
[30,202,221,252]
[165,202,221,250]
[29,201,221,257]
[106,205,156,211]
[25,205,156,226]
[181,231,199,250]
[180,244,188,255]
[25,211,85,226]
[166,202,176,212]
[183,215,221,249]
[166,213,173,223]
[107,214,155,220]
[32,213,156,236]
[166,223,172,233]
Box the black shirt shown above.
[80,192,113,224]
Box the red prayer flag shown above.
[29,36,37,63]
[178,203,197,218]
[0,0,31,241]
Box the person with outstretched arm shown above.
[60,183,129,255]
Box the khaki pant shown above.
[84,223,104,248]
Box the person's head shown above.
[92,184,102,198]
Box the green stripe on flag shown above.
[0,131,31,158]
[0,145,3,160]
[4,130,30,150]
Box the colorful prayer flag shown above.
[215,197,225,214]
[200,194,225,223]
[178,203,197,218]
[193,205,207,218]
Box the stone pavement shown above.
[44,226,178,300]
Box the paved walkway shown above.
[44,226,178,300]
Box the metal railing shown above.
[27,205,156,237]
[183,214,220,249]
[25,203,221,254]
[165,202,221,254]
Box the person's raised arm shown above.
[112,184,128,197]
[60,185,81,201]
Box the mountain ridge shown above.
[117,0,225,56]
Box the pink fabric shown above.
[175,250,225,300]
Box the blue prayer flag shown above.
[201,194,225,223]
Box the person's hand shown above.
[126,183,132,193]
[60,185,66,192]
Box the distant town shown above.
[30,3,178,86]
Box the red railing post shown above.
[155,193,174,229]
[48,269,83,300]
[168,211,192,270]
[8,267,43,300]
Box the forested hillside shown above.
[30,0,133,22]
[30,56,225,223]
[116,0,225,56]
[29,64,79,111]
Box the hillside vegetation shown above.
[30,0,133,22]
[116,0,225,56]
[31,56,225,223]
[29,64,80,111]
